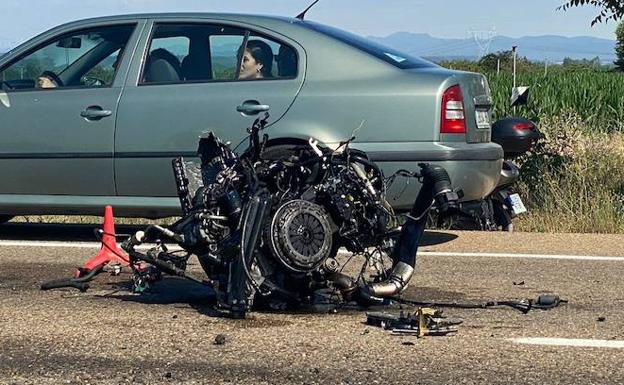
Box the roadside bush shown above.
[516,111,624,233]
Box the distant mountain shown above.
[368,32,617,63]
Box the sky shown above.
[0,0,619,49]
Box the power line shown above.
[468,27,497,58]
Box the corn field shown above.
[485,71,624,132]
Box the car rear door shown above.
[0,21,143,196]
[114,18,305,197]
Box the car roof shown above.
[57,13,299,29]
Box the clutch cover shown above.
[269,200,334,272]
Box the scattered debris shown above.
[597,316,606,322]
[111,265,122,276]
[116,113,460,318]
[513,281,525,286]
[214,334,227,345]
[366,308,463,337]
[392,294,566,314]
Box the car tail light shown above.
[441,85,466,134]
[512,122,535,130]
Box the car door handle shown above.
[81,106,112,120]
[236,101,270,116]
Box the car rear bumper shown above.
[354,142,504,211]
[367,145,503,162]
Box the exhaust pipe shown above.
[359,164,458,302]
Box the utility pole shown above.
[497,59,500,75]
[512,46,517,114]
[510,46,529,112]
[512,47,517,86]
[544,60,548,76]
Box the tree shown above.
[559,0,624,25]
[562,56,605,70]
[478,50,534,72]
[616,21,624,70]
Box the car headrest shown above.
[276,46,297,78]
[181,53,212,81]
[144,48,182,83]
[145,59,181,83]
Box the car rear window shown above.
[299,21,437,70]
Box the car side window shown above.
[140,23,298,85]
[82,48,121,87]
[209,34,246,81]
[0,25,135,91]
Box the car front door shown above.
[114,19,305,197]
[0,21,142,196]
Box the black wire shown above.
[92,229,131,264]
[99,230,132,238]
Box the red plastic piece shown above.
[77,205,130,277]
[512,122,536,131]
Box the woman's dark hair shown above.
[246,39,273,78]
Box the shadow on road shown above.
[0,223,459,246]
[0,223,146,242]
[419,231,459,246]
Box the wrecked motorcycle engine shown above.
[122,114,460,317]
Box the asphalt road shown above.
[1,225,623,384]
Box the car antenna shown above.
[296,0,321,20]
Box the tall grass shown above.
[515,112,624,233]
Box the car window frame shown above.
[138,21,300,87]
[0,22,139,93]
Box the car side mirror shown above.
[56,37,82,49]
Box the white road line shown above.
[0,240,183,251]
[0,240,101,248]
[1,240,623,262]
[511,337,624,349]
[418,251,624,262]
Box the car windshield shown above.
[299,20,436,70]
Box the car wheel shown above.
[492,200,514,232]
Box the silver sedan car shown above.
[0,13,502,219]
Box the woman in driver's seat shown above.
[238,40,273,80]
